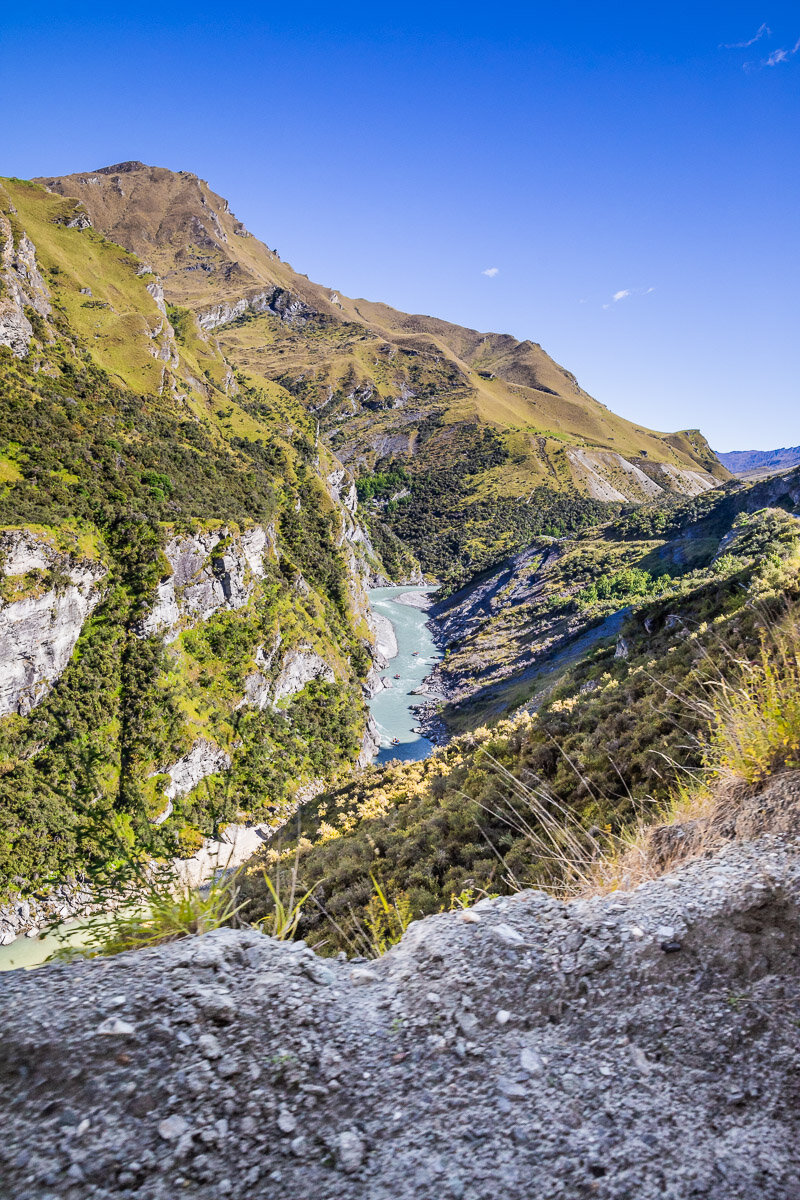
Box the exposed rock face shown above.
[649,460,721,496]
[0,881,93,946]
[2,835,799,1198]
[0,532,106,717]
[145,278,167,315]
[141,526,275,643]
[163,741,232,802]
[566,447,717,503]
[240,637,282,711]
[326,468,358,517]
[273,646,335,703]
[150,741,233,826]
[369,611,398,663]
[356,713,382,767]
[197,286,314,332]
[0,214,51,357]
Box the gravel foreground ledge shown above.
[1,836,799,1200]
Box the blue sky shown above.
[3,2,798,450]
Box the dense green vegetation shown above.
[242,507,800,951]
[4,165,798,955]
[362,431,616,590]
[0,276,372,897]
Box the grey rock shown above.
[519,1048,545,1077]
[3,834,800,1199]
[95,1017,135,1036]
[0,531,107,718]
[492,923,526,946]
[157,1116,189,1142]
[273,645,335,703]
[197,1033,222,1060]
[277,1108,297,1134]
[337,1130,365,1173]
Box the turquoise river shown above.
[367,585,441,764]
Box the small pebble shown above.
[96,1017,135,1036]
[277,1108,297,1134]
[197,1032,222,1060]
[337,1130,365,1172]
[350,967,379,985]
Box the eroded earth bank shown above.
[1,820,799,1200]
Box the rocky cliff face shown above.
[1,831,798,1198]
[272,647,335,704]
[0,212,51,357]
[565,447,717,503]
[0,531,106,717]
[140,526,275,643]
[197,287,315,332]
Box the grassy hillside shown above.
[428,468,800,725]
[35,163,729,579]
[0,180,379,897]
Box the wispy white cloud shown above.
[722,23,770,49]
[763,36,800,65]
[482,266,499,277]
[603,286,655,309]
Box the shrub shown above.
[707,614,800,783]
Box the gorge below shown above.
[367,586,443,763]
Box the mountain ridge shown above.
[715,445,800,479]
[35,162,728,507]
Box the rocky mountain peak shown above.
[95,160,149,175]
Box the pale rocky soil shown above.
[1,834,799,1200]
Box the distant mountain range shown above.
[715,446,800,479]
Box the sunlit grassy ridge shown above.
[33,163,729,585]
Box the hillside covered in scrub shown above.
[241,487,800,951]
[2,157,800,1200]
[35,162,728,587]
[0,174,394,900]
[0,160,739,910]
[0,159,796,951]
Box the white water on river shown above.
[367,585,441,764]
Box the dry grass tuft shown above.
[584,610,800,893]
[473,609,800,901]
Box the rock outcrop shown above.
[566,447,717,503]
[162,741,232,803]
[140,526,275,643]
[369,611,398,663]
[0,881,93,947]
[356,713,382,767]
[0,213,51,357]
[1,834,799,1198]
[197,287,314,332]
[272,646,335,703]
[0,531,106,717]
[238,638,338,711]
